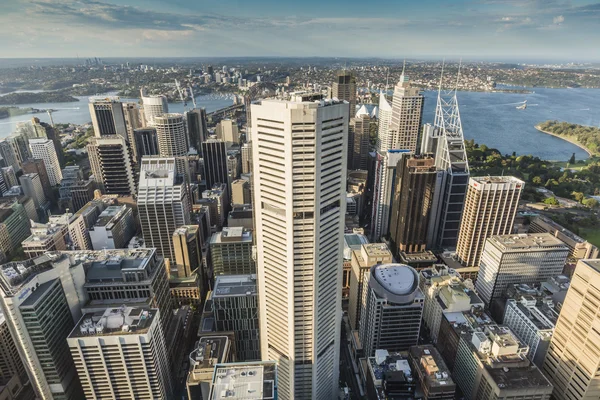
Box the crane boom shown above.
[174,79,187,108]
[189,86,197,109]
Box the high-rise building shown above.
[0,140,20,173]
[359,264,424,357]
[476,233,569,305]
[0,201,31,258]
[349,105,372,170]
[141,92,168,126]
[210,227,254,276]
[155,113,188,157]
[208,361,277,400]
[88,205,135,250]
[251,95,348,400]
[453,324,553,400]
[28,138,62,186]
[376,92,393,152]
[19,173,46,210]
[31,117,65,168]
[241,142,252,174]
[389,154,437,255]
[5,134,30,170]
[172,225,203,279]
[348,243,393,331]
[216,119,240,149]
[331,70,357,116]
[456,176,524,268]
[0,166,17,188]
[0,255,86,400]
[88,135,137,195]
[529,214,599,260]
[137,157,191,263]
[388,74,424,153]
[133,127,160,163]
[408,345,456,400]
[185,335,232,400]
[231,179,251,205]
[202,140,229,193]
[22,218,69,258]
[186,108,208,152]
[543,259,600,400]
[89,99,128,139]
[211,274,260,361]
[22,158,53,201]
[0,311,27,386]
[67,307,173,399]
[122,102,143,157]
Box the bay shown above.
[0,88,599,161]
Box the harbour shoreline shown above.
[534,125,593,157]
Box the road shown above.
[340,320,362,400]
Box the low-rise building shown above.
[209,361,277,400]
[22,217,70,258]
[88,205,135,250]
[186,336,232,400]
[362,350,416,400]
[408,345,456,400]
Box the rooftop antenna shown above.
[454,58,463,94]
[385,67,390,93]
[401,59,406,77]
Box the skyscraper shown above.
[28,138,63,186]
[543,259,600,400]
[331,70,357,116]
[19,173,46,211]
[388,73,424,153]
[216,119,240,149]
[122,102,143,156]
[241,142,252,174]
[133,127,160,163]
[476,233,569,306]
[87,135,137,195]
[22,158,53,201]
[88,99,128,139]
[349,105,372,170]
[154,113,188,158]
[202,139,229,192]
[31,117,65,168]
[141,91,168,126]
[359,264,424,357]
[456,176,524,268]
[376,92,393,153]
[251,94,348,400]
[137,157,191,263]
[186,108,208,151]
[389,154,437,255]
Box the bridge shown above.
[207,103,245,121]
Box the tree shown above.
[584,198,599,208]
[569,153,576,164]
[532,176,542,185]
[543,197,560,206]
[572,191,585,203]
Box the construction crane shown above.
[46,110,55,127]
[188,86,198,109]
[174,79,187,110]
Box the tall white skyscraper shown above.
[88,98,127,139]
[28,138,63,186]
[154,113,189,181]
[387,74,424,153]
[251,94,348,400]
[141,92,168,126]
[376,91,393,153]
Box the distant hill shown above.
[0,91,78,105]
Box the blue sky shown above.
[1,0,599,61]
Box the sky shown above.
[0,0,599,62]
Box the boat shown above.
[516,100,527,110]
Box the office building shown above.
[210,227,254,276]
[363,350,416,400]
[0,167,16,189]
[0,254,87,399]
[359,264,424,357]
[387,73,424,153]
[58,178,95,214]
[216,119,240,149]
[342,233,369,299]
[228,204,253,230]
[133,127,160,163]
[88,99,127,139]
[212,274,260,361]
[22,218,69,258]
[420,265,483,343]
[154,113,188,157]
[186,108,208,152]
[543,259,600,400]
[138,157,191,263]
[376,92,393,153]
[241,142,252,174]
[88,204,135,250]
[31,117,65,168]
[172,225,203,279]
[0,141,19,173]
[0,311,27,386]
[22,158,53,201]
[251,94,348,400]
[349,105,372,170]
[88,135,137,195]
[476,233,569,305]
[529,214,599,260]
[231,179,251,205]
[453,324,553,400]
[141,92,168,126]
[331,70,357,117]
[122,102,143,160]
[202,140,229,193]
[389,154,437,256]
[19,173,46,210]
[456,176,524,268]
[5,134,30,171]
[202,184,227,230]
[67,307,173,399]
[28,138,62,186]
[348,243,393,331]
[370,149,411,241]
[0,201,30,258]
[408,345,456,400]
[208,361,277,400]
[186,335,232,400]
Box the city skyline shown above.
[0,0,598,61]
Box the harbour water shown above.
[1,87,599,161]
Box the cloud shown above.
[553,15,565,24]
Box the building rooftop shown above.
[409,346,454,389]
[69,307,157,338]
[19,279,56,308]
[582,259,600,273]
[188,336,231,383]
[373,264,418,296]
[361,243,392,258]
[486,365,553,392]
[213,274,257,298]
[211,228,252,244]
[471,176,525,185]
[487,233,569,252]
[93,205,128,228]
[210,361,277,400]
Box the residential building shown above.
[389,154,437,256]
[202,140,228,193]
[453,324,553,400]
[88,205,135,250]
[408,345,456,400]
[137,157,191,263]
[67,307,173,399]
[208,361,277,400]
[251,94,348,400]
[231,179,251,205]
[88,99,127,139]
[186,336,232,400]
[476,233,569,306]
[456,176,524,268]
[543,259,600,400]
[216,119,240,149]
[28,138,62,186]
[210,227,254,276]
[212,274,260,361]
[133,127,160,163]
[387,73,424,153]
[88,135,137,195]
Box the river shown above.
[1,87,599,161]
